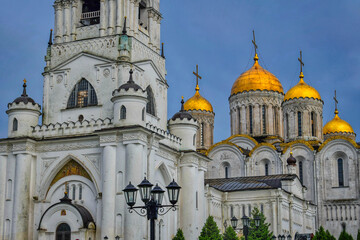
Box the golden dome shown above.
[284,73,321,102]
[184,85,213,113]
[323,110,355,135]
[231,54,284,96]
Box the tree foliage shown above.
[173,228,185,240]
[199,216,222,240]
[223,226,239,240]
[247,207,272,240]
[338,230,354,240]
[357,229,360,240]
[312,226,336,240]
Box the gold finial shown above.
[64,182,68,195]
[23,79,27,84]
[182,96,184,100]
[298,50,304,79]
[334,90,339,115]
[193,64,202,91]
[290,145,293,155]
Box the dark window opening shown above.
[78,115,84,122]
[249,106,253,134]
[338,158,344,187]
[56,223,71,240]
[311,112,315,137]
[72,185,76,200]
[298,111,302,136]
[146,86,155,116]
[225,165,229,178]
[265,163,269,176]
[138,1,148,30]
[299,161,303,183]
[81,0,100,26]
[230,206,234,217]
[67,79,98,109]
[13,118,18,131]
[142,108,145,121]
[238,108,241,134]
[286,113,289,138]
[201,123,205,146]
[262,105,266,134]
[120,106,126,120]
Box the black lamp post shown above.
[230,216,238,230]
[115,236,120,240]
[241,215,250,240]
[287,234,292,240]
[123,178,181,240]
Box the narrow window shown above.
[12,118,18,131]
[249,106,253,134]
[265,163,269,176]
[311,112,315,137]
[81,0,100,26]
[230,206,234,217]
[274,107,278,134]
[338,158,344,187]
[142,107,145,121]
[6,179,12,200]
[146,86,155,116]
[138,1,148,30]
[298,111,302,136]
[120,106,126,119]
[261,204,264,213]
[299,161,303,183]
[193,134,196,146]
[248,205,252,216]
[79,185,83,200]
[196,191,198,209]
[67,79,98,108]
[72,185,76,200]
[201,123,205,146]
[238,108,241,134]
[242,205,246,216]
[262,105,266,134]
[286,113,289,138]
[56,223,71,240]
[225,166,229,178]
[66,184,69,195]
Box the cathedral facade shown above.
[0,0,359,240]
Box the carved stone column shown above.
[100,0,107,36]
[115,0,123,34]
[241,105,246,134]
[108,0,116,34]
[63,0,71,42]
[70,0,78,41]
[54,1,63,43]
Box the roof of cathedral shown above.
[117,69,143,92]
[205,174,297,192]
[231,54,284,96]
[11,80,37,105]
[323,109,355,135]
[171,97,194,121]
[284,72,322,102]
[184,85,213,113]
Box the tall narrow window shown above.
[79,185,83,200]
[265,163,269,176]
[120,106,126,119]
[286,113,289,138]
[81,0,100,26]
[230,206,234,217]
[262,105,266,134]
[67,79,98,108]
[249,106,253,134]
[311,112,316,137]
[146,86,155,116]
[248,205,252,216]
[274,107,278,134]
[261,204,264,213]
[142,108,145,121]
[12,118,18,131]
[201,123,205,146]
[56,223,71,240]
[6,179,12,200]
[196,191,198,209]
[225,166,229,178]
[297,111,302,136]
[238,108,241,134]
[72,185,76,200]
[193,134,196,146]
[299,161,303,183]
[338,158,344,187]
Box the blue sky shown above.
[1,1,360,143]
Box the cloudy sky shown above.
[1,0,360,143]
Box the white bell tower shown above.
[43,0,167,129]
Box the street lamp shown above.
[254,215,261,228]
[287,234,292,240]
[272,236,277,240]
[115,236,120,240]
[230,216,238,230]
[123,178,181,240]
[281,235,286,240]
[241,215,250,240]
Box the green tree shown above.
[357,229,360,240]
[199,216,222,240]
[312,226,336,240]
[338,230,354,240]
[223,226,239,240]
[247,207,272,240]
[173,228,185,240]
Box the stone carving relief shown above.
[36,140,99,152]
[41,157,59,176]
[103,68,110,78]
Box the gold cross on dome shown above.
[298,50,304,73]
[23,79,27,84]
[252,30,258,54]
[334,90,338,110]
[193,64,202,87]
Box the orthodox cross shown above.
[298,50,304,73]
[334,90,338,110]
[252,30,258,54]
[193,64,202,87]
[23,79,27,84]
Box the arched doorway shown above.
[56,223,71,240]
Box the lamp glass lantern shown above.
[287,234,292,240]
[151,184,165,205]
[115,236,120,240]
[137,177,153,203]
[272,236,277,240]
[123,182,138,207]
[281,235,286,240]
[241,215,250,227]
[254,215,261,227]
[166,179,181,205]
[230,216,238,229]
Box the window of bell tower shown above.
[81,0,100,26]
[138,1,149,30]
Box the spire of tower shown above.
[122,16,127,35]
[181,96,184,111]
[252,30,259,62]
[48,29,53,47]
[128,68,134,83]
[298,50,305,80]
[22,79,28,97]
[161,43,165,58]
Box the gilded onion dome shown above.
[231,54,284,96]
[323,109,355,135]
[184,85,213,113]
[284,72,321,102]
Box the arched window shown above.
[299,161,303,183]
[224,162,230,178]
[230,206,234,217]
[146,86,155,116]
[249,106,253,134]
[80,0,100,26]
[238,108,241,134]
[120,105,126,119]
[201,123,205,146]
[79,185,83,200]
[265,163,269,176]
[262,105,266,134]
[72,185,76,200]
[56,223,71,240]
[311,112,316,137]
[286,113,289,138]
[67,79,98,108]
[12,118,18,131]
[338,158,344,187]
[297,111,302,136]
[142,107,145,121]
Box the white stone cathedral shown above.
[0,0,359,240]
